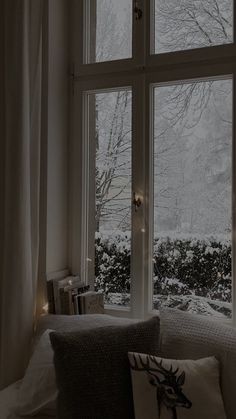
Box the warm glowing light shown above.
[42,303,48,313]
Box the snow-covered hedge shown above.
[95,232,231,303]
[95,232,131,296]
[153,236,231,302]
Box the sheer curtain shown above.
[0,0,47,389]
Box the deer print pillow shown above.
[128,353,226,419]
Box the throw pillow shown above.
[128,352,227,419]
[49,316,160,419]
[12,329,57,416]
[35,313,137,339]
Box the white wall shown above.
[46,0,69,274]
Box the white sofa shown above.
[37,309,236,419]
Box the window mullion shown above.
[143,78,154,317]
[232,68,236,325]
[133,0,146,67]
[130,76,146,318]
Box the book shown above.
[78,292,104,314]
[51,275,81,314]
[60,284,90,315]
[72,285,90,314]
[60,288,77,315]
[46,270,70,313]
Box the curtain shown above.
[0,0,47,389]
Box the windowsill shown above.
[104,304,131,318]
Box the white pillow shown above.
[12,329,57,416]
[128,352,226,419]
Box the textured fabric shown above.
[50,317,160,419]
[12,330,57,416]
[159,308,236,419]
[35,313,137,340]
[0,0,47,390]
[128,352,226,419]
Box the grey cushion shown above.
[36,313,137,337]
[50,316,160,419]
[159,308,236,419]
[34,314,138,349]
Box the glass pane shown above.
[154,0,233,54]
[153,78,232,320]
[88,89,132,306]
[85,0,132,63]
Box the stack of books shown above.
[47,275,104,315]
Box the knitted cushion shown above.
[36,313,137,339]
[50,317,160,419]
[13,314,138,417]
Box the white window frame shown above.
[69,0,236,323]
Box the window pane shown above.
[154,0,233,54]
[153,78,232,320]
[88,89,132,306]
[85,0,132,63]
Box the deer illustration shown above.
[130,353,192,419]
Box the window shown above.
[70,0,236,323]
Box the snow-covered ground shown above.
[105,292,232,320]
[153,294,231,318]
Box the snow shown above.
[104,292,232,320]
[153,294,231,319]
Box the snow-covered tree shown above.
[154,0,232,235]
[154,78,232,235]
[95,0,131,62]
[95,90,131,231]
[155,0,232,53]
[93,0,132,232]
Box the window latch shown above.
[133,193,142,212]
[134,2,143,20]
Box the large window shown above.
[70,0,236,322]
